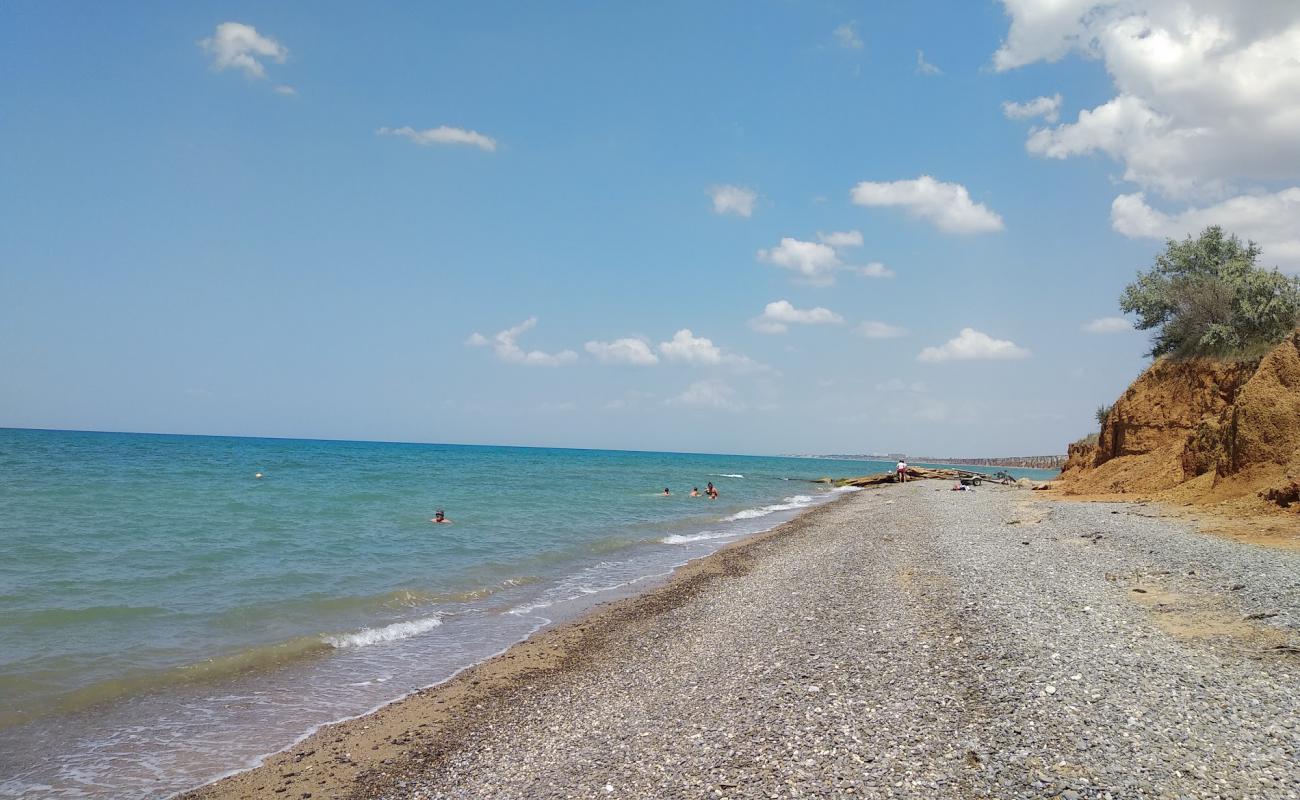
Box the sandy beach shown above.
[186,483,1300,799]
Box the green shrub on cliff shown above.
[1120,226,1300,359]
[1094,404,1112,427]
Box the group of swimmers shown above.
[662,481,719,500]
[436,479,725,524]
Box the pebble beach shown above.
[192,483,1300,799]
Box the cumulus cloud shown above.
[856,321,907,339]
[657,330,766,373]
[996,1,1300,201]
[758,232,891,285]
[918,328,1030,362]
[850,176,1005,234]
[757,238,842,285]
[1111,190,1300,271]
[668,380,743,411]
[1083,316,1133,333]
[709,184,758,217]
[833,22,864,50]
[584,337,659,365]
[377,126,498,152]
[1002,93,1061,123]
[817,230,863,248]
[916,50,942,76]
[199,22,288,80]
[855,262,895,278]
[749,300,844,334]
[466,318,577,366]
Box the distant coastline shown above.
[787,453,1067,470]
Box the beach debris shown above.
[1044,685,1057,695]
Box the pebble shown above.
[373,485,1300,799]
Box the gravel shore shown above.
[355,483,1299,799]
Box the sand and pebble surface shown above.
[194,483,1299,799]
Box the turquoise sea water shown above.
[0,429,1057,797]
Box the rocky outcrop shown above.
[1060,331,1300,511]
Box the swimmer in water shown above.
[662,488,671,496]
[431,509,452,524]
[690,487,700,497]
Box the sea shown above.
[0,428,1057,798]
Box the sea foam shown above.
[325,615,443,649]
[660,530,731,544]
[721,494,814,521]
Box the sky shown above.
[2,1,1298,457]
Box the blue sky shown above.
[3,1,1297,456]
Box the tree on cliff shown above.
[1121,226,1300,359]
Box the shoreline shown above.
[180,488,862,799]
[190,480,1300,798]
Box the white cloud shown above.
[758,233,891,285]
[856,321,907,339]
[710,185,758,217]
[916,50,943,76]
[850,176,1005,234]
[466,318,577,366]
[1083,316,1133,333]
[996,1,1300,201]
[834,22,864,50]
[668,380,743,411]
[1002,93,1061,123]
[992,0,1098,71]
[377,126,498,152]
[749,300,844,334]
[757,237,843,285]
[658,329,722,364]
[918,328,1030,362]
[199,22,288,80]
[272,84,297,96]
[855,262,895,278]
[584,337,659,365]
[657,329,766,373]
[1111,190,1300,271]
[817,230,863,248]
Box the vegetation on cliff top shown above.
[1120,226,1300,360]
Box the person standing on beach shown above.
[896,459,908,483]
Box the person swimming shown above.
[431,509,452,523]
[662,488,671,496]
[690,487,700,497]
